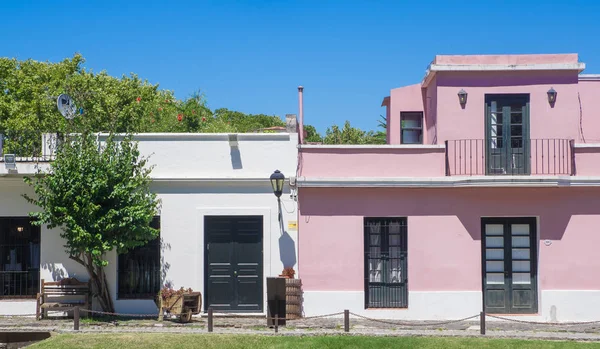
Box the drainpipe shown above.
[298,86,304,145]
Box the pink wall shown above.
[436,71,580,142]
[298,187,600,292]
[433,54,579,65]
[389,84,424,145]
[574,146,600,175]
[577,80,600,142]
[424,77,437,144]
[299,147,445,178]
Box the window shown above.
[364,217,407,308]
[117,217,161,299]
[0,218,40,298]
[400,112,423,144]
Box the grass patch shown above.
[28,333,600,349]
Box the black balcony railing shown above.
[445,139,574,176]
[0,131,57,162]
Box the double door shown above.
[204,216,263,312]
[482,217,537,314]
[485,94,530,175]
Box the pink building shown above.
[296,54,600,321]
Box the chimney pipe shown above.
[298,86,304,144]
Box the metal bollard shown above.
[275,314,279,333]
[208,308,213,333]
[74,307,80,331]
[344,310,349,332]
[480,311,486,335]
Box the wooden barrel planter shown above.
[285,278,303,319]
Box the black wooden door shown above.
[485,95,530,175]
[364,218,408,308]
[482,218,537,314]
[205,216,263,312]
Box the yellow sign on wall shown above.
[288,221,297,230]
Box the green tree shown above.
[303,124,323,143]
[323,120,383,144]
[24,132,159,312]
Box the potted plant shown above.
[279,267,295,279]
[157,286,202,322]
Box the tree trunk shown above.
[70,253,115,313]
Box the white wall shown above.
[98,133,298,181]
[0,132,299,315]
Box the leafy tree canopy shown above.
[0,54,386,145]
[24,132,159,312]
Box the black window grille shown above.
[364,217,408,308]
[0,218,41,298]
[117,217,161,299]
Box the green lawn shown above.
[27,334,600,349]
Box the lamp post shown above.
[270,170,285,224]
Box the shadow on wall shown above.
[298,187,600,241]
[41,262,68,281]
[279,231,297,268]
[231,148,243,170]
[160,238,172,288]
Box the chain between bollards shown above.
[207,307,213,332]
[480,311,485,335]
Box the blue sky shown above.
[1,1,599,133]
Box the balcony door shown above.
[485,94,530,175]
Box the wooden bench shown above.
[36,278,91,320]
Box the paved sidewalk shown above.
[2,316,600,342]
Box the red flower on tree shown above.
[158,107,163,111]
[202,117,206,122]
[136,97,141,103]
[177,114,183,122]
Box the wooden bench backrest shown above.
[41,278,90,296]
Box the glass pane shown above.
[512,224,530,235]
[511,113,523,124]
[486,236,504,248]
[486,224,503,235]
[512,260,530,272]
[512,236,530,248]
[486,249,504,260]
[486,273,504,284]
[369,260,382,282]
[513,273,531,284]
[401,114,422,128]
[486,261,504,272]
[511,137,523,148]
[402,130,421,144]
[512,248,530,259]
[389,258,401,283]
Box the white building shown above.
[0,131,299,316]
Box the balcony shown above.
[445,139,574,176]
[0,132,57,163]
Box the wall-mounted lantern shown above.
[547,87,557,106]
[270,170,285,198]
[458,89,468,107]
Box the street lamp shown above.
[458,89,468,107]
[270,170,285,198]
[547,87,557,106]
